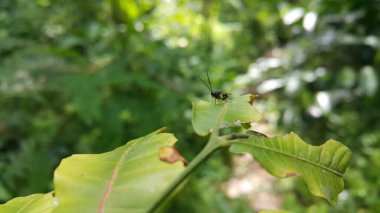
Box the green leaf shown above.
[192,94,261,136]
[229,133,351,204]
[259,210,291,213]
[0,193,55,213]
[53,128,185,212]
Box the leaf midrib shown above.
[16,195,39,213]
[97,140,139,213]
[234,141,343,177]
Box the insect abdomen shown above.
[211,91,229,100]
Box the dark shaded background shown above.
[1,0,379,212]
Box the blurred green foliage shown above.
[0,0,379,212]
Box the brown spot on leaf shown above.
[247,130,269,138]
[159,146,187,165]
[285,172,298,177]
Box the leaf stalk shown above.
[148,104,228,212]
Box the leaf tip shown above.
[155,127,167,134]
[248,94,259,104]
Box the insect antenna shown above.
[205,69,213,92]
[197,73,212,92]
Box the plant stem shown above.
[148,104,228,212]
[148,138,221,212]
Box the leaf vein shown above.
[234,141,343,177]
[97,138,140,213]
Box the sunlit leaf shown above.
[53,128,185,212]
[192,94,261,136]
[0,193,55,213]
[119,0,140,20]
[359,66,378,96]
[229,133,351,204]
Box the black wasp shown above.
[198,70,230,102]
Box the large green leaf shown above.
[192,94,261,136]
[229,133,351,204]
[0,193,55,213]
[53,129,185,212]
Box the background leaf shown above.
[229,133,351,204]
[259,210,290,213]
[53,129,185,212]
[192,94,261,136]
[0,193,55,213]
